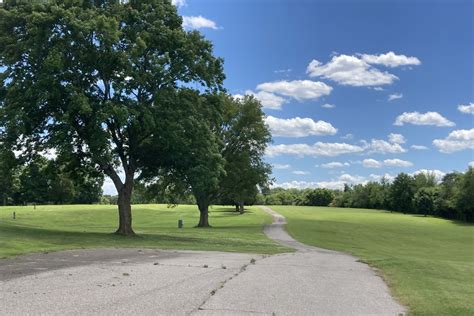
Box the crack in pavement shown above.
[195,307,269,314]
[193,258,258,314]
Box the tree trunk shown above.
[238,201,244,214]
[115,178,135,236]
[235,204,239,212]
[197,199,211,227]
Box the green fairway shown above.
[0,204,290,259]
[271,205,474,316]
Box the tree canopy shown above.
[219,95,272,213]
[0,0,224,234]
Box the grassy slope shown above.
[272,206,474,316]
[0,204,289,258]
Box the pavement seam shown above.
[195,307,269,314]
[192,256,263,314]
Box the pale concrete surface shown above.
[0,207,406,315]
[197,206,407,315]
[1,249,261,315]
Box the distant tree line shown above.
[0,152,103,206]
[260,167,474,222]
[257,187,335,207]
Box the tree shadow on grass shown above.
[215,212,257,218]
[0,223,205,244]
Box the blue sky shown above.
[170,0,473,190]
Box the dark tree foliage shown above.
[0,0,224,234]
[389,173,415,213]
[265,167,473,222]
[305,188,334,206]
[219,95,272,214]
[11,155,103,205]
[0,143,17,205]
[455,167,474,222]
[413,187,436,216]
[138,90,224,227]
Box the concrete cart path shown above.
[196,206,406,315]
[0,207,406,315]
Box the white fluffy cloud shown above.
[320,162,350,168]
[306,55,398,86]
[411,145,429,150]
[266,142,365,157]
[292,170,309,175]
[274,68,292,74]
[256,80,332,101]
[369,173,395,183]
[366,139,407,154]
[360,52,421,68]
[272,163,291,170]
[244,90,286,110]
[306,52,420,87]
[272,181,318,190]
[268,136,406,158]
[265,116,337,137]
[388,93,403,101]
[469,161,474,167]
[182,16,218,30]
[321,103,336,109]
[412,169,446,182]
[363,158,413,168]
[244,80,332,110]
[273,172,402,190]
[388,133,406,144]
[363,159,383,168]
[384,158,413,167]
[273,173,367,190]
[458,102,474,114]
[172,0,186,7]
[339,173,366,183]
[433,128,474,153]
[394,111,455,127]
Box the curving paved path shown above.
[196,206,406,315]
[0,207,406,315]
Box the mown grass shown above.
[271,205,474,316]
[0,204,290,259]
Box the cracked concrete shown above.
[195,206,406,315]
[0,206,406,315]
[1,249,261,315]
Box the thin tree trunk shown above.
[238,201,244,214]
[235,204,239,212]
[115,175,135,236]
[197,199,211,227]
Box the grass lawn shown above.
[0,204,290,259]
[271,205,474,316]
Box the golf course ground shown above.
[1,204,472,315]
[272,205,474,316]
[0,204,290,258]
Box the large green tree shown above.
[139,90,224,227]
[390,173,415,213]
[219,95,272,214]
[455,167,474,221]
[0,0,223,234]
